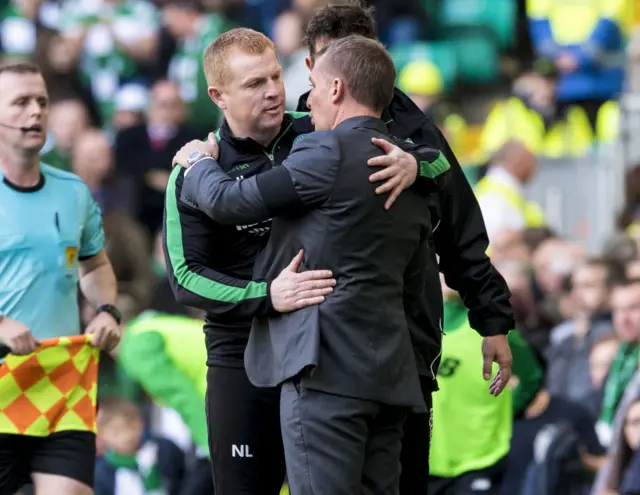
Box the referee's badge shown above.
[65,246,78,268]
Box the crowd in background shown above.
[3,0,640,494]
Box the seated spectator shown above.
[596,278,640,448]
[115,79,198,237]
[586,334,620,420]
[603,232,638,269]
[501,385,606,495]
[546,258,615,405]
[601,399,640,495]
[111,84,148,133]
[531,237,585,334]
[42,98,90,172]
[95,397,185,495]
[617,165,640,239]
[73,129,153,313]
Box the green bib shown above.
[124,312,207,398]
[430,301,512,477]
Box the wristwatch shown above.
[186,151,212,167]
[96,304,121,325]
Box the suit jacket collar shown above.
[334,115,387,133]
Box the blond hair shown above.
[203,28,275,88]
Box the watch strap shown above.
[96,304,122,325]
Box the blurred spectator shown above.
[0,0,100,114]
[111,83,148,131]
[272,10,309,111]
[475,139,544,243]
[162,0,230,134]
[603,232,639,268]
[72,128,122,210]
[95,397,186,495]
[481,60,593,158]
[601,399,640,495]
[531,237,585,337]
[115,79,198,236]
[617,165,640,238]
[73,129,153,313]
[42,98,90,172]
[628,260,640,280]
[490,229,531,265]
[501,384,606,495]
[586,334,621,420]
[58,0,161,124]
[545,258,615,406]
[397,59,444,123]
[597,279,640,448]
[148,230,197,317]
[526,0,628,125]
[495,260,540,336]
[522,225,557,253]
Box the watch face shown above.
[188,151,203,163]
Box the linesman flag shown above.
[0,335,99,436]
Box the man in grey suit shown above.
[174,35,450,494]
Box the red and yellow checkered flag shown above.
[0,335,100,436]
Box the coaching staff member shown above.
[299,4,516,494]
[177,35,451,495]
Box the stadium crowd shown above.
[2,0,640,494]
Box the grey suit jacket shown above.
[182,116,446,409]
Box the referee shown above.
[0,62,121,495]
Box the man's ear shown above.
[305,56,313,70]
[208,86,226,110]
[331,78,344,104]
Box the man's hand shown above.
[367,138,418,210]
[481,335,513,396]
[271,250,336,313]
[172,132,219,168]
[0,317,38,355]
[86,312,122,352]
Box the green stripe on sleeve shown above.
[420,151,451,179]
[164,167,268,302]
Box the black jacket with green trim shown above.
[162,112,314,367]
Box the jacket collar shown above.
[335,115,387,133]
[218,112,294,151]
[297,87,429,138]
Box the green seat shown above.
[388,41,458,92]
[438,0,516,50]
[450,34,499,83]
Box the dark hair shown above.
[609,274,640,291]
[617,165,640,229]
[316,35,395,113]
[578,257,626,287]
[0,61,41,76]
[304,2,377,59]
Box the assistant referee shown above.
[0,62,121,495]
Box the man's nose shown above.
[28,100,42,117]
